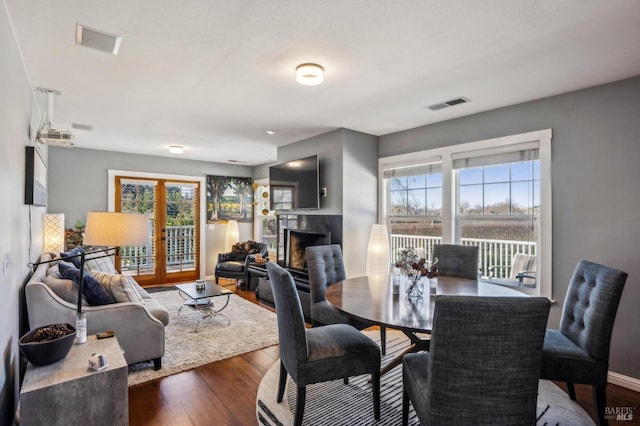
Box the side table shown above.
[20,335,128,426]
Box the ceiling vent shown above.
[76,24,122,55]
[427,97,471,111]
[72,123,93,131]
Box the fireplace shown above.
[284,229,331,272]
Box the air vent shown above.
[427,97,471,111]
[76,24,122,55]
[72,123,93,131]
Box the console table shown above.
[20,335,128,425]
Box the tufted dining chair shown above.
[432,244,479,280]
[541,260,628,426]
[266,262,381,426]
[306,244,387,354]
[402,295,550,426]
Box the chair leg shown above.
[402,388,410,426]
[380,326,386,356]
[344,377,349,385]
[566,382,576,400]
[372,372,381,420]
[152,357,162,371]
[594,385,608,426]
[277,361,287,403]
[294,386,306,426]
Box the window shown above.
[380,130,552,297]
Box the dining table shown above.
[324,274,526,375]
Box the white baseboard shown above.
[609,371,640,392]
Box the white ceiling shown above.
[6,0,640,165]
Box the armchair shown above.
[215,240,268,290]
[489,253,537,287]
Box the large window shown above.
[380,130,552,297]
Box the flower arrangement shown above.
[395,247,439,297]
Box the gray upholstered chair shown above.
[541,260,628,426]
[402,295,550,426]
[305,244,387,355]
[432,243,479,279]
[266,262,381,426]
[215,240,268,289]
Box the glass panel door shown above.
[116,176,200,285]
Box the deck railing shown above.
[120,225,196,273]
[390,234,536,278]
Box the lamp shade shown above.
[224,220,239,249]
[83,212,149,247]
[366,224,391,276]
[44,213,65,253]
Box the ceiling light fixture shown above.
[266,130,277,135]
[296,63,324,86]
[169,145,184,154]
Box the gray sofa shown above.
[25,253,169,369]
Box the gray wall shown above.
[0,5,44,422]
[380,76,640,380]
[255,128,378,277]
[48,147,253,276]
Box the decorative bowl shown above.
[19,323,76,366]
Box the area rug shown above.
[256,330,595,425]
[128,290,278,386]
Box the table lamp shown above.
[224,220,239,249]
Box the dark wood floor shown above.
[129,286,640,426]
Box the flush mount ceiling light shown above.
[169,145,184,154]
[76,24,122,55]
[296,63,324,86]
[266,130,277,135]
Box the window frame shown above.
[379,129,552,298]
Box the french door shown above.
[114,176,200,286]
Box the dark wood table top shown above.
[324,275,525,333]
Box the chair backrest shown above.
[509,253,536,279]
[305,244,346,304]
[560,260,628,362]
[426,295,550,425]
[266,262,309,381]
[432,244,479,280]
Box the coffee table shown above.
[175,281,233,332]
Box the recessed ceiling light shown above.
[266,130,277,135]
[169,145,184,154]
[296,63,324,86]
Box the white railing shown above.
[120,225,196,273]
[390,234,536,278]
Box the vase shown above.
[406,275,424,298]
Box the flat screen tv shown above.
[284,228,331,272]
[269,155,319,211]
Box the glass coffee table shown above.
[175,281,233,332]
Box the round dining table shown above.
[324,274,526,374]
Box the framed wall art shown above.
[25,146,47,206]
[206,175,253,223]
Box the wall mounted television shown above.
[283,228,331,272]
[269,154,319,211]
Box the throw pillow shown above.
[58,261,115,306]
[59,247,85,268]
[42,275,88,306]
[85,251,118,274]
[89,270,144,304]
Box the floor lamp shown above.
[75,212,149,343]
[366,224,391,276]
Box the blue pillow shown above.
[60,247,85,268]
[58,261,115,306]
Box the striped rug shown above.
[256,330,594,425]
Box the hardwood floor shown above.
[129,286,640,426]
